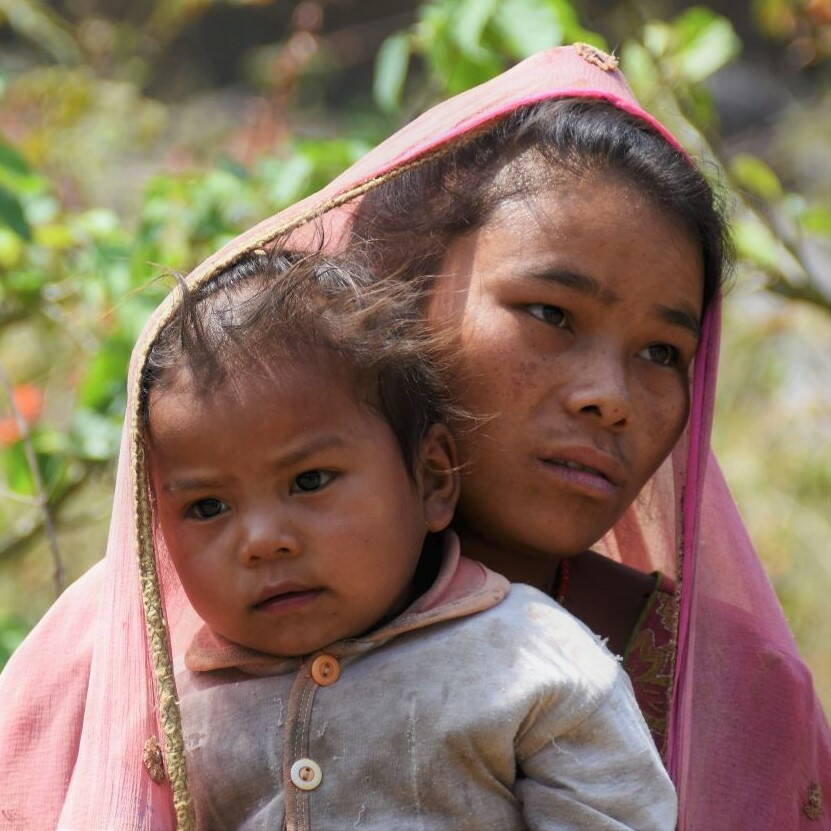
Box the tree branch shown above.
[0,470,88,564]
[0,363,66,596]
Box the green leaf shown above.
[265,154,314,208]
[0,139,31,176]
[730,153,783,201]
[0,617,31,667]
[452,0,500,58]
[801,204,831,236]
[0,226,24,268]
[493,0,565,58]
[619,39,660,99]
[672,7,740,82]
[492,0,605,61]
[78,338,132,413]
[34,223,74,249]
[69,408,122,461]
[732,216,780,270]
[0,443,34,495]
[373,33,411,114]
[0,185,31,240]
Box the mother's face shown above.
[430,174,704,561]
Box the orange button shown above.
[310,654,340,686]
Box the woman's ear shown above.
[416,423,460,533]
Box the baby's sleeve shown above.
[514,670,677,831]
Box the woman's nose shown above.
[563,352,630,429]
[238,508,300,565]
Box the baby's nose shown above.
[239,510,300,564]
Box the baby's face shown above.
[148,361,453,657]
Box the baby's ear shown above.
[417,424,460,533]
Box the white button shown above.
[290,758,322,791]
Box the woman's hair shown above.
[351,97,731,310]
[139,250,458,474]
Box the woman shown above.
[0,44,827,830]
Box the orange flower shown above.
[0,384,44,446]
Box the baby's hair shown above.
[139,249,460,475]
[351,97,732,311]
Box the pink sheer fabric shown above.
[0,45,827,830]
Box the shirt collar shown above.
[184,530,509,675]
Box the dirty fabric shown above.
[177,541,676,830]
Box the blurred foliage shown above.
[0,0,829,708]
[754,0,831,65]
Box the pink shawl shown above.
[0,44,828,830]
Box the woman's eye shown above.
[640,343,680,367]
[292,470,334,493]
[526,303,568,328]
[186,498,228,520]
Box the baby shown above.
[141,250,676,829]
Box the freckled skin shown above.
[147,363,457,658]
[430,174,704,627]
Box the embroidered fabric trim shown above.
[623,574,677,753]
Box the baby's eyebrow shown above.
[163,476,225,493]
[273,434,348,470]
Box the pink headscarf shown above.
[0,44,828,830]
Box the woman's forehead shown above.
[441,177,704,317]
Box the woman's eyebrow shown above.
[525,268,620,303]
[655,303,701,338]
[525,267,701,338]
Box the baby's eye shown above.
[186,498,228,520]
[640,343,680,367]
[292,470,334,493]
[526,303,568,328]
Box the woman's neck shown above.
[452,523,561,593]
[454,523,658,657]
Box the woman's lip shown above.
[539,458,618,496]
[253,585,323,614]
[539,446,625,486]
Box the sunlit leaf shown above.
[619,40,660,99]
[373,33,411,114]
[733,215,780,270]
[801,205,831,236]
[34,223,74,249]
[493,0,565,58]
[644,22,671,58]
[731,153,783,201]
[0,227,24,268]
[452,0,500,57]
[672,7,741,82]
[0,442,34,492]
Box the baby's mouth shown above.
[253,584,323,614]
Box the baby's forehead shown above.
[147,364,392,469]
